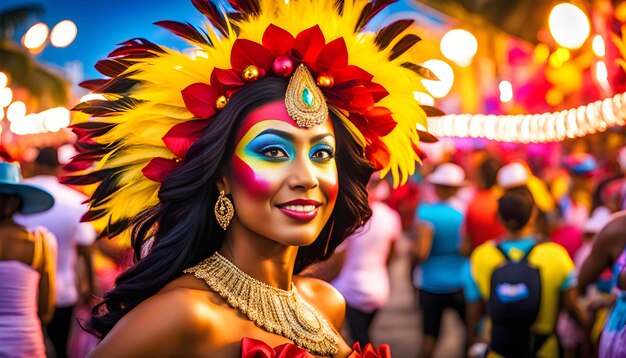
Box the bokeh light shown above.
[499,81,513,103]
[23,22,49,50]
[592,35,606,57]
[0,72,7,89]
[0,88,12,108]
[7,101,26,122]
[549,3,590,49]
[440,29,478,67]
[50,20,78,48]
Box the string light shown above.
[426,92,626,143]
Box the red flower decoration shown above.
[240,337,313,358]
[348,342,392,358]
[262,24,295,58]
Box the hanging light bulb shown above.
[549,3,590,49]
[440,29,478,67]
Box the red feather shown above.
[155,21,209,45]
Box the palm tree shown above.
[0,5,68,108]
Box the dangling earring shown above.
[214,190,234,230]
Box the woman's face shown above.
[225,101,339,247]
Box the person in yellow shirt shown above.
[465,187,589,357]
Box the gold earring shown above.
[214,190,234,230]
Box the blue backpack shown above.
[488,244,543,357]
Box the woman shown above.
[65,0,431,356]
[0,161,56,357]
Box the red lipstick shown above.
[277,199,321,222]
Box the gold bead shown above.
[215,95,228,110]
[316,73,334,88]
[242,65,260,82]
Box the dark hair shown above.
[479,157,501,189]
[498,187,535,232]
[88,76,374,337]
[34,147,59,168]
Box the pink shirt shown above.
[332,202,402,312]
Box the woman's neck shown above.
[219,225,298,291]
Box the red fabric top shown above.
[464,189,505,249]
[240,337,391,357]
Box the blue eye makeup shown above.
[245,133,294,161]
[310,143,335,162]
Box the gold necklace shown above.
[184,252,339,356]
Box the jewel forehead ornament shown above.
[285,64,328,128]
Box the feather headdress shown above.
[65,0,437,239]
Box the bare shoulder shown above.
[593,212,626,257]
[294,275,346,329]
[90,274,222,357]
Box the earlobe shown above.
[215,172,231,195]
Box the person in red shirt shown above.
[461,157,505,256]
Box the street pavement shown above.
[354,235,466,358]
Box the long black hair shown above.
[89,76,374,337]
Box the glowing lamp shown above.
[7,101,26,122]
[23,23,49,50]
[50,20,77,48]
[440,29,478,67]
[0,88,12,108]
[549,3,590,49]
[420,60,454,99]
[592,35,605,57]
[499,81,513,103]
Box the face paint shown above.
[226,101,338,247]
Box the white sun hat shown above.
[426,163,467,187]
[497,162,529,189]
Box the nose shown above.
[288,155,319,190]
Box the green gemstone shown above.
[302,87,314,107]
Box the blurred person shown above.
[578,212,626,357]
[559,153,597,229]
[466,187,589,358]
[0,161,56,357]
[15,147,97,358]
[461,157,505,256]
[557,208,612,358]
[412,163,468,358]
[331,173,402,347]
[618,146,626,210]
[496,161,558,242]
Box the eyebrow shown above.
[255,129,334,144]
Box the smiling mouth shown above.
[280,204,317,212]
[276,201,321,221]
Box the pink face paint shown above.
[231,155,271,199]
[234,102,297,144]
